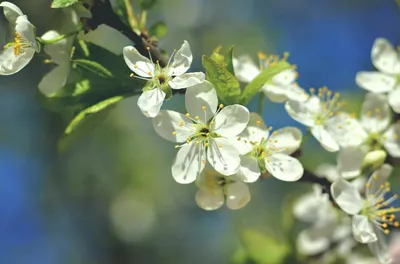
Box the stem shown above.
[37,30,79,45]
[300,128,311,148]
[257,92,265,115]
[124,0,138,29]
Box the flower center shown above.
[4,32,28,57]
[365,132,383,150]
[310,87,343,124]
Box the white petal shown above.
[152,110,193,143]
[86,24,134,55]
[185,80,218,123]
[38,64,70,96]
[371,38,400,74]
[388,87,400,113]
[42,30,71,64]
[137,88,166,118]
[285,97,320,127]
[232,55,260,83]
[235,113,269,155]
[0,2,23,24]
[169,72,205,89]
[361,93,391,133]
[331,178,363,215]
[237,156,260,183]
[265,153,304,182]
[262,84,289,103]
[383,124,400,157]
[296,229,330,256]
[311,125,339,152]
[315,163,341,182]
[207,138,240,176]
[326,113,368,148]
[266,126,302,155]
[285,85,309,102]
[15,16,37,50]
[368,227,392,264]
[213,105,250,137]
[172,143,205,184]
[0,46,35,75]
[356,71,396,93]
[226,182,251,210]
[123,46,154,78]
[337,148,364,180]
[272,68,297,85]
[169,40,192,76]
[293,186,326,222]
[195,189,224,211]
[352,215,378,243]
[365,164,393,199]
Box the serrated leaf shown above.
[224,45,235,75]
[202,55,241,105]
[51,0,79,8]
[64,96,123,135]
[73,59,113,78]
[240,60,292,105]
[149,21,168,39]
[239,228,289,264]
[210,45,225,68]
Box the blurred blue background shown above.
[0,0,400,263]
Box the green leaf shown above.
[224,45,235,75]
[240,60,292,105]
[138,0,157,10]
[51,0,79,8]
[209,46,225,67]
[78,39,90,57]
[73,59,113,78]
[64,96,123,135]
[202,55,241,105]
[239,228,289,264]
[149,21,168,39]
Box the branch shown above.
[86,0,167,66]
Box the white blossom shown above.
[0,2,38,75]
[285,87,344,152]
[195,167,250,210]
[124,40,205,117]
[235,113,303,182]
[356,38,400,113]
[232,54,308,102]
[152,81,249,184]
[331,164,398,264]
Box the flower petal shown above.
[213,105,250,137]
[311,125,339,152]
[371,38,400,74]
[123,46,154,78]
[331,178,363,215]
[237,156,260,183]
[172,142,205,184]
[388,87,400,113]
[365,164,393,200]
[169,72,205,89]
[207,138,240,176]
[267,126,302,155]
[352,215,378,243]
[232,55,260,83]
[226,182,251,210]
[236,112,269,154]
[42,30,71,64]
[38,64,70,96]
[15,15,37,50]
[326,113,367,148]
[293,185,326,222]
[169,40,192,76]
[368,226,392,264]
[195,188,224,211]
[337,148,364,180]
[361,93,391,133]
[137,88,166,118]
[296,229,330,256]
[152,110,193,143]
[383,124,400,157]
[0,1,23,24]
[285,97,320,127]
[262,84,289,103]
[356,71,395,93]
[315,163,341,182]
[185,80,218,123]
[272,68,297,85]
[265,153,304,181]
[0,46,35,75]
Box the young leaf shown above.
[64,96,123,135]
[149,21,168,39]
[138,0,157,10]
[240,60,292,105]
[73,59,113,78]
[224,45,235,76]
[202,55,241,105]
[209,46,225,68]
[51,0,79,8]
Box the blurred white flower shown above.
[331,164,398,264]
[327,93,400,157]
[285,87,343,152]
[356,38,400,113]
[0,1,38,75]
[124,40,205,117]
[195,167,250,210]
[232,53,308,102]
[235,113,303,182]
[153,81,249,183]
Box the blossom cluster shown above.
[2,1,400,263]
